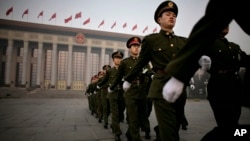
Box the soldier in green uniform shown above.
[95,71,105,122]
[122,1,188,141]
[96,65,111,129]
[98,51,124,141]
[110,37,151,141]
[197,26,250,141]
[86,75,99,116]
[85,76,95,114]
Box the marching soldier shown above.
[97,51,124,141]
[95,71,105,122]
[109,37,151,141]
[97,65,111,129]
[86,75,99,116]
[122,1,188,140]
[198,26,250,141]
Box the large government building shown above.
[0,19,142,90]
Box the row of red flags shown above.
[5,7,158,33]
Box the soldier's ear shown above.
[157,17,161,24]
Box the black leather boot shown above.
[154,125,160,141]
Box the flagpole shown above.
[11,11,13,20]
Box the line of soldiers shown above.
[85,37,157,141]
[85,1,193,141]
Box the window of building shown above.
[30,63,37,87]
[91,53,99,76]
[44,49,52,80]
[72,51,85,81]
[58,50,68,80]
[15,62,22,87]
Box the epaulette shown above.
[178,36,187,39]
[143,33,161,41]
[144,33,159,38]
[121,57,130,62]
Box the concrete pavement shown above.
[0,88,250,141]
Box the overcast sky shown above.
[0,0,249,53]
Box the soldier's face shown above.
[158,11,176,29]
[113,57,122,65]
[129,44,140,56]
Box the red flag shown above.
[98,20,104,28]
[22,9,28,18]
[37,11,43,18]
[49,13,56,21]
[83,18,90,25]
[111,21,116,29]
[75,12,82,19]
[6,7,13,16]
[153,27,157,33]
[122,23,127,28]
[64,15,72,23]
[143,26,148,33]
[132,24,137,31]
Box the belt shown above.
[131,80,140,85]
[155,69,167,74]
[216,69,238,75]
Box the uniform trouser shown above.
[101,89,110,124]
[109,97,123,135]
[125,98,151,141]
[90,95,96,114]
[87,95,92,111]
[201,74,242,141]
[96,92,103,120]
[153,93,186,141]
[146,98,153,118]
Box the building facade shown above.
[0,19,141,90]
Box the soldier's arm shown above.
[143,63,155,79]
[97,71,109,88]
[110,62,125,90]
[125,36,152,82]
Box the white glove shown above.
[96,85,100,89]
[190,84,195,90]
[151,75,154,79]
[162,77,184,103]
[108,87,113,93]
[123,81,131,92]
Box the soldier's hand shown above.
[96,85,101,89]
[93,91,97,94]
[123,81,131,92]
[190,84,195,90]
[162,77,184,103]
[151,75,154,80]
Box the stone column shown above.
[67,44,73,89]
[5,39,13,87]
[36,42,43,88]
[85,45,91,85]
[21,41,28,87]
[100,47,105,70]
[124,50,129,58]
[51,43,57,88]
